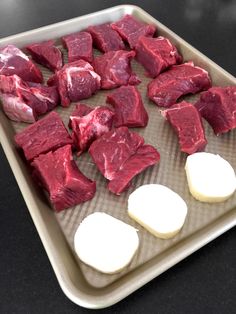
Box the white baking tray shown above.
[0,5,235,309]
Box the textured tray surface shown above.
[2,6,236,292]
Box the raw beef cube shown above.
[162,101,207,154]
[0,74,59,123]
[148,62,211,107]
[111,14,156,49]
[93,50,140,89]
[0,93,36,123]
[31,145,96,211]
[14,111,73,161]
[87,23,125,52]
[62,31,93,63]
[47,60,101,107]
[28,82,60,112]
[89,127,160,194]
[0,44,43,83]
[195,86,236,135]
[106,85,148,127]
[68,102,93,128]
[70,104,114,152]
[26,40,63,72]
[89,127,144,181]
[135,36,182,78]
[108,144,160,194]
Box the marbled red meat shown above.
[62,31,93,63]
[0,74,59,123]
[0,44,43,83]
[26,40,63,72]
[69,103,114,153]
[89,127,160,194]
[162,101,207,154]
[195,86,236,135]
[14,111,73,161]
[135,36,182,78]
[111,14,156,49]
[87,23,125,52]
[93,50,140,89]
[106,85,148,127]
[68,103,93,128]
[148,62,211,107]
[47,60,101,106]
[108,144,160,194]
[31,145,96,211]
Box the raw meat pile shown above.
[1,13,234,212]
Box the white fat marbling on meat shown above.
[65,64,100,90]
[0,93,34,123]
[0,45,29,65]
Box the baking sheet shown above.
[0,5,236,308]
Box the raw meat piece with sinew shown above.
[89,127,144,180]
[135,36,182,78]
[162,101,207,154]
[31,145,96,211]
[195,86,236,135]
[148,62,211,107]
[0,45,43,83]
[26,40,63,72]
[111,14,156,49]
[87,23,125,52]
[108,145,160,194]
[106,85,148,127]
[93,50,140,89]
[69,103,114,153]
[62,31,93,63]
[89,127,160,194]
[47,60,101,107]
[68,103,93,128]
[14,111,73,161]
[0,74,59,123]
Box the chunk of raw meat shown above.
[31,145,96,211]
[108,145,160,194]
[68,102,93,128]
[135,36,182,78]
[87,23,125,52]
[93,50,140,89]
[0,74,59,123]
[106,85,148,127]
[0,44,43,83]
[195,86,236,135]
[89,127,160,194]
[14,111,73,161]
[148,62,211,107]
[47,60,101,106]
[28,82,60,112]
[111,14,156,49]
[162,101,207,154]
[26,40,63,72]
[89,127,144,180]
[70,104,114,153]
[62,31,93,63]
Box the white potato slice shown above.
[74,212,139,274]
[128,184,188,239]
[185,152,236,203]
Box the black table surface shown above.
[0,1,235,313]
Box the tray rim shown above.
[0,4,236,309]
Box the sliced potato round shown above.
[185,152,236,203]
[74,212,139,274]
[128,184,188,239]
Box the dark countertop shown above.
[0,1,235,313]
